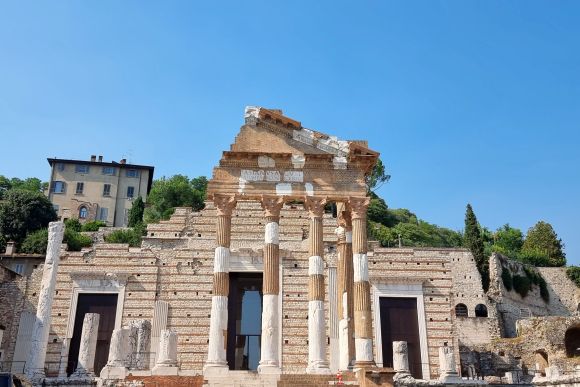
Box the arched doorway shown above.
[565,324,580,357]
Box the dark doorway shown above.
[67,293,118,376]
[380,297,422,378]
[565,324,580,357]
[227,272,263,371]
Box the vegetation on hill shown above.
[144,175,208,223]
[0,175,47,199]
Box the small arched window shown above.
[475,304,488,317]
[79,206,88,219]
[455,303,468,317]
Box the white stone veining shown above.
[355,338,374,363]
[353,253,369,282]
[206,296,228,367]
[275,183,292,195]
[259,294,279,372]
[306,300,331,374]
[214,247,230,273]
[309,255,324,275]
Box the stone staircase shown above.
[277,373,359,387]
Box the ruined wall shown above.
[0,264,42,371]
[488,254,577,338]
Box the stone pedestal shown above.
[393,341,412,380]
[438,345,462,383]
[152,330,178,375]
[25,221,65,381]
[100,327,131,379]
[72,313,100,378]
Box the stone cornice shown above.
[70,271,131,286]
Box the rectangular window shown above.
[99,207,108,221]
[102,167,116,175]
[103,184,111,196]
[57,163,65,171]
[75,164,89,173]
[127,186,135,198]
[51,181,65,193]
[126,169,139,178]
[75,182,84,194]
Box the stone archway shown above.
[565,324,580,357]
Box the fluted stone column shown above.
[350,197,375,367]
[72,313,100,378]
[438,345,461,382]
[25,221,65,381]
[258,196,284,374]
[100,327,131,379]
[305,197,331,374]
[205,194,237,371]
[336,207,355,370]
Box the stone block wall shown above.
[488,254,577,338]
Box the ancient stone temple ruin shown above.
[1,107,579,386]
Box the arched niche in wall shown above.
[454,303,468,317]
[565,324,580,357]
[474,304,488,317]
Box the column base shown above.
[152,364,179,376]
[203,363,229,376]
[306,361,333,375]
[439,373,463,384]
[99,365,128,379]
[354,360,376,369]
[258,363,281,374]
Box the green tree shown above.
[128,196,145,227]
[0,190,57,244]
[464,204,489,291]
[490,224,524,257]
[20,227,92,254]
[521,221,566,266]
[0,175,47,199]
[365,158,391,193]
[144,175,207,223]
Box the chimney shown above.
[98,155,103,162]
[90,155,96,162]
[120,158,127,164]
[5,241,15,255]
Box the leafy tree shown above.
[365,158,391,193]
[566,266,580,288]
[0,176,47,199]
[464,204,489,291]
[0,190,57,244]
[522,221,566,267]
[491,224,524,257]
[144,175,207,223]
[128,196,145,227]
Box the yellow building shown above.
[47,156,154,227]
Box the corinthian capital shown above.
[304,196,327,218]
[261,195,285,219]
[213,194,237,216]
[348,196,370,220]
[338,207,352,229]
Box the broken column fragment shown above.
[72,313,100,378]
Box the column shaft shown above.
[26,221,65,380]
[350,197,375,367]
[205,194,236,370]
[259,196,284,373]
[305,197,331,374]
[336,208,355,370]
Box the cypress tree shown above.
[128,196,145,227]
[464,204,489,291]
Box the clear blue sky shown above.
[1,1,578,263]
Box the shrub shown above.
[64,218,82,232]
[65,229,93,251]
[0,234,5,253]
[81,220,106,232]
[104,223,146,247]
[512,275,531,298]
[567,266,580,288]
[20,228,49,254]
[501,269,513,291]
